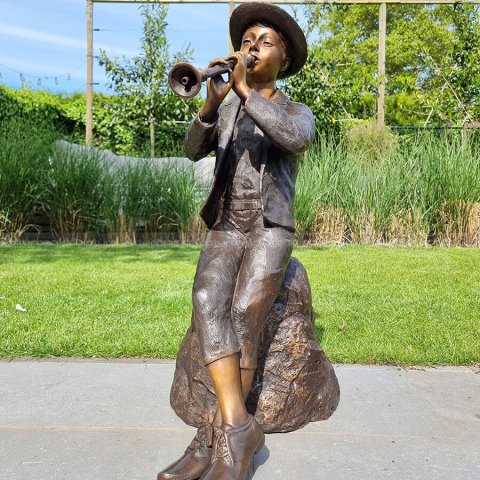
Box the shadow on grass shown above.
[293,244,330,252]
[314,321,326,345]
[0,244,202,265]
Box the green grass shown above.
[0,244,479,365]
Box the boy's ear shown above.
[280,57,290,74]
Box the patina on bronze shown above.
[158,4,339,480]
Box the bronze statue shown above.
[158,4,337,480]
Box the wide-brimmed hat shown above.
[229,2,307,79]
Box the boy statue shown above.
[158,3,315,480]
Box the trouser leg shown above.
[192,210,293,372]
[192,226,245,365]
[231,224,293,370]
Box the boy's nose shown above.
[249,41,260,53]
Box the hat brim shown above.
[229,3,307,79]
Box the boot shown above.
[199,415,264,480]
[157,423,214,480]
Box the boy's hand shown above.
[226,52,252,103]
[199,58,233,123]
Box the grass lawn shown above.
[0,244,478,365]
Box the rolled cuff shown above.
[203,348,242,366]
[197,111,219,127]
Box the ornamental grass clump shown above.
[158,165,205,243]
[108,161,153,243]
[105,160,204,243]
[294,134,342,243]
[43,144,111,242]
[294,130,480,246]
[408,131,480,246]
[0,119,53,243]
[344,119,398,164]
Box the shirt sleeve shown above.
[184,112,219,161]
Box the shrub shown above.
[0,85,196,157]
[343,119,398,163]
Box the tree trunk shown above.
[150,118,155,158]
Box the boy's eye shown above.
[242,39,252,45]
[264,41,273,46]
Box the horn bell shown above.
[168,62,203,99]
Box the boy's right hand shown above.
[199,58,233,123]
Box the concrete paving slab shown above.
[0,360,478,480]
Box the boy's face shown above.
[240,25,286,83]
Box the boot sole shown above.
[245,438,264,480]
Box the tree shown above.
[287,4,480,127]
[99,4,197,157]
[432,4,480,124]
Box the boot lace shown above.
[186,424,212,455]
[212,428,233,465]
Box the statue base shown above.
[170,257,340,433]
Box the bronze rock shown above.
[170,257,340,433]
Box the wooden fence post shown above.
[86,0,94,145]
[377,2,387,126]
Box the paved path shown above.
[0,360,479,480]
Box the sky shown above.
[0,0,307,96]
